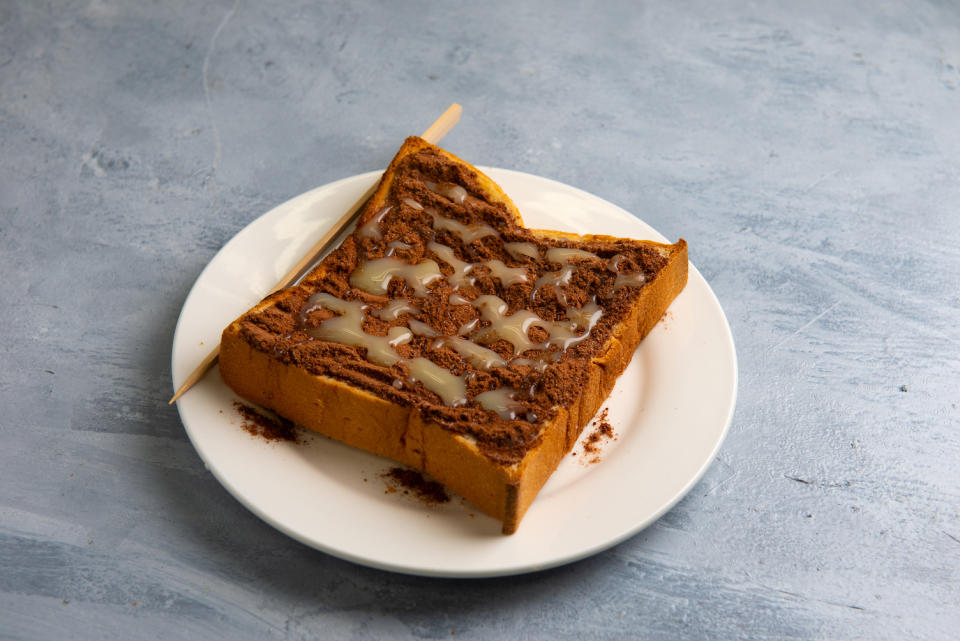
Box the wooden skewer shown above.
[169,103,463,404]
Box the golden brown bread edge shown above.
[219,137,688,534]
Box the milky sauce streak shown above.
[465,294,604,355]
[546,247,600,263]
[471,295,551,354]
[374,299,419,320]
[532,247,602,305]
[566,301,603,332]
[429,208,499,243]
[504,242,540,260]
[406,357,468,406]
[474,388,526,420]
[430,242,527,289]
[482,260,528,286]
[350,257,443,296]
[511,354,561,373]
[433,336,507,370]
[614,272,647,291]
[408,319,440,337]
[386,240,413,256]
[457,318,479,334]
[428,241,475,288]
[304,294,411,367]
[358,206,392,239]
[425,181,468,204]
[533,264,575,305]
[534,263,575,291]
[606,254,647,295]
[545,328,591,351]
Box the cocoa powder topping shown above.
[581,407,617,464]
[382,467,451,504]
[234,402,298,443]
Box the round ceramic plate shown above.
[171,169,737,577]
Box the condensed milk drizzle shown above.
[303,293,412,367]
[533,264,575,305]
[474,387,527,421]
[544,302,603,350]
[533,247,600,305]
[374,299,419,320]
[428,241,475,288]
[358,206,392,239]
[385,240,413,256]
[482,260,528,286]
[429,242,528,289]
[350,257,444,296]
[511,353,561,373]
[504,242,540,260]
[433,336,507,370]
[406,357,468,406]
[566,301,603,332]
[425,180,468,204]
[408,318,440,337]
[469,294,604,352]
[471,295,551,354]
[605,254,647,296]
[614,272,647,291]
[546,247,600,263]
[428,208,499,243]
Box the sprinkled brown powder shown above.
[659,310,674,329]
[382,467,450,504]
[581,407,617,464]
[234,402,298,443]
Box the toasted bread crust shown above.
[219,138,688,534]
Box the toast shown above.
[219,137,688,534]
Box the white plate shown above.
[172,169,737,577]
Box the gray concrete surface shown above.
[1,0,958,639]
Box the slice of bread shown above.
[219,137,688,534]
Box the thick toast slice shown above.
[220,137,688,534]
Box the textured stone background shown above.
[1,1,958,639]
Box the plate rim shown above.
[171,168,738,577]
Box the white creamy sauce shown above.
[545,247,599,263]
[406,357,468,406]
[425,180,468,204]
[471,295,551,354]
[433,336,507,370]
[482,259,528,287]
[304,293,412,367]
[408,318,440,337]
[428,241,475,288]
[504,242,540,260]
[349,257,443,296]
[374,299,419,320]
[429,209,499,244]
[474,387,526,420]
[357,206,392,239]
